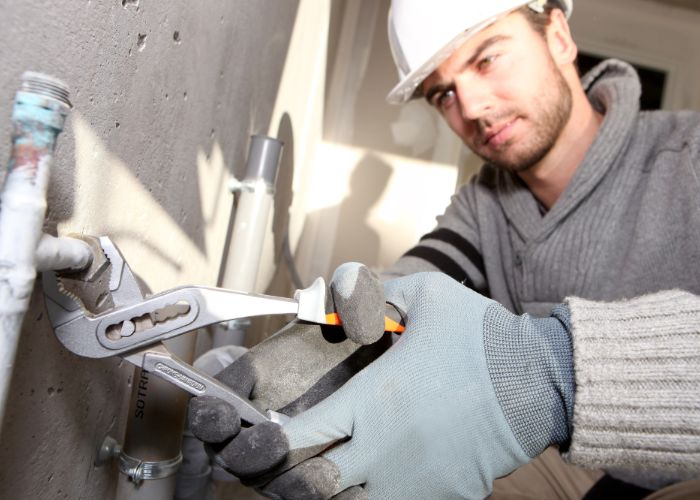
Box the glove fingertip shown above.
[223,420,289,478]
[188,396,241,443]
[214,352,256,397]
[332,264,385,345]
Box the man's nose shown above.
[455,76,492,121]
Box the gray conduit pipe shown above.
[213,135,283,347]
[0,72,79,427]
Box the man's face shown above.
[421,12,572,173]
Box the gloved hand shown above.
[223,272,576,499]
[187,263,392,471]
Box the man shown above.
[189,1,700,498]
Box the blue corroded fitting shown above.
[13,72,71,128]
[8,72,71,175]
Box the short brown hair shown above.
[518,3,557,38]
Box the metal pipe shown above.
[213,135,283,347]
[0,72,71,427]
[114,358,190,500]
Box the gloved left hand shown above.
[219,272,576,499]
[187,263,392,474]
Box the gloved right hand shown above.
[187,263,392,472]
[212,272,576,499]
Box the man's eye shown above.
[435,89,456,111]
[477,55,497,71]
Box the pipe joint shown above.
[228,177,274,195]
[227,135,283,195]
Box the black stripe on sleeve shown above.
[419,228,485,275]
[403,247,476,290]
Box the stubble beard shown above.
[469,65,573,174]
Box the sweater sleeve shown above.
[381,180,489,295]
[564,290,700,490]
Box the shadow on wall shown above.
[299,153,392,277]
[247,152,392,347]
[327,154,391,272]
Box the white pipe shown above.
[212,135,283,347]
[35,233,93,272]
[0,72,71,427]
[222,178,275,292]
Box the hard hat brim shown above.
[385,11,514,105]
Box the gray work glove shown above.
[219,271,575,499]
[187,264,392,474]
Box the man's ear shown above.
[546,8,577,66]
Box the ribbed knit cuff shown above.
[483,303,574,458]
[564,290,700,489]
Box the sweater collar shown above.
[494,59,642,241]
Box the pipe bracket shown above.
[119,452,183,485]
[228,177,273,195]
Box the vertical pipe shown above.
[114,342,191,500]
[0,72,71,427]
[111,267,194,500]
[213,135,283,347]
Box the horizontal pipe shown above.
[35,233,93,272]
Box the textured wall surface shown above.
[0,1,297,498]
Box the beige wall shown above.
[291,0,463,284]
[291,0,700,286]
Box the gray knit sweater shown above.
[384,60,700,488]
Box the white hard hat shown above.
[386,0,573,104]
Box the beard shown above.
[467,64,573,173]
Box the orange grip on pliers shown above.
[324,304,406,333]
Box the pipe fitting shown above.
[228,136,283,195]
[245,135,283,186]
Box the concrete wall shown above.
[0,1,298,498]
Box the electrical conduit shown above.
[213,135,283,346]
